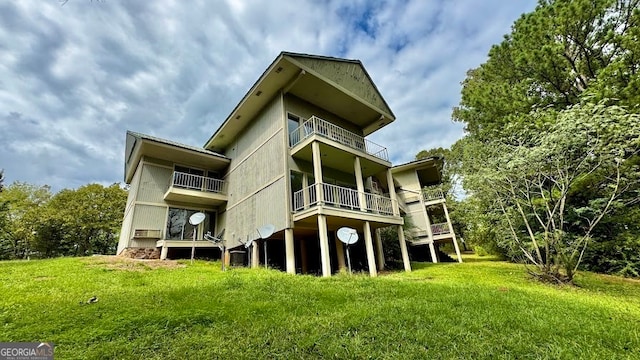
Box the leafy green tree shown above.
[0,182,52,259]
[34,183,127,256]
[465,104,639,282]
[453,0,640,139]
[451,0,640,278]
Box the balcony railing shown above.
[293,183,396,216]
[423,187,445,202]
[431,222,451,236]
[289,116,389,162]
[171,171,226,194]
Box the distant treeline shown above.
[0,175,127,260]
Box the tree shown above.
[465,104,639,282]
[0,182,52,259]
[451,0,640,278]
[33,183,127,256]
[453,0,640,139]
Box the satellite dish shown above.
[244,238,254,248]
[256,224,275,269]
[189,212,206,226]
[256,224,275,239]
[189,212,206,265]
[337,227,358,275]
[337,227,358,245]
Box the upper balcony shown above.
[289,116,391,177]
[422,187,445,205]
[164,171,228,206]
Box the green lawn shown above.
[1,255,639,359]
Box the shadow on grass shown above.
[459,254,505,263]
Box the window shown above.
[166,208,215,240]
[288,114,300,146]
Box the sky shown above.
[0,0,538,192]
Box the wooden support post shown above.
[285,228,296,274]
[354,156,366,211]
[363,221,377,277]
[443,202,463,263]
[251,241,259,268]
[420,192,438,263]
[312,142,324,204]
[375,228,385,271]
[318,215,331,277]
[398,225,411,272]
[160,245,168,260]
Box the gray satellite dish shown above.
[189,212,206,264]
[256,224,275,268]
[189,212,206,226]
[257,224,275,239]
[337,227,359,274]
[205,230,226,271]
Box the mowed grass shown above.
[1,255,639,359]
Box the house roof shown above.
[127,131,228,159]
[204,51,396,151]
[124,131,229,183]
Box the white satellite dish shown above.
[256,224,275,268]
[337,227,359,275]
[337,227,358,245]
[189,212,206,226]
[188,212,206,264]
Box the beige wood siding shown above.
[288,56,391,116]
[130,204,167,247]
[117,162,143,253]
[136,163,172,203]
[393,169,429,232]
[222,95,287,248]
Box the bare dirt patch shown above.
[82,256,185,271]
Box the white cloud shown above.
[0,0,537,191]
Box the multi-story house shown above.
[117,52,459,276]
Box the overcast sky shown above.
[0,0,537,191]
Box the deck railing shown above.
[172,171,226,194]
[292,183,396,216]
[289,116,389,162]
[422,187,445,202]
[430,222,451,236]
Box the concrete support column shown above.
[251,242,259,268]
[443,202,463,263]
[386,169,400,216]
[335,235,346,272]
[160,245,168,260]
[312,142,324,204]
[300,239,308,274]
[318,215,331,277]
[420,195,438,263]
[285,228,296,274]
[363,221,377,277]
[354,156,366,211]
[375,228,385,271]
[397,225,411,272]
